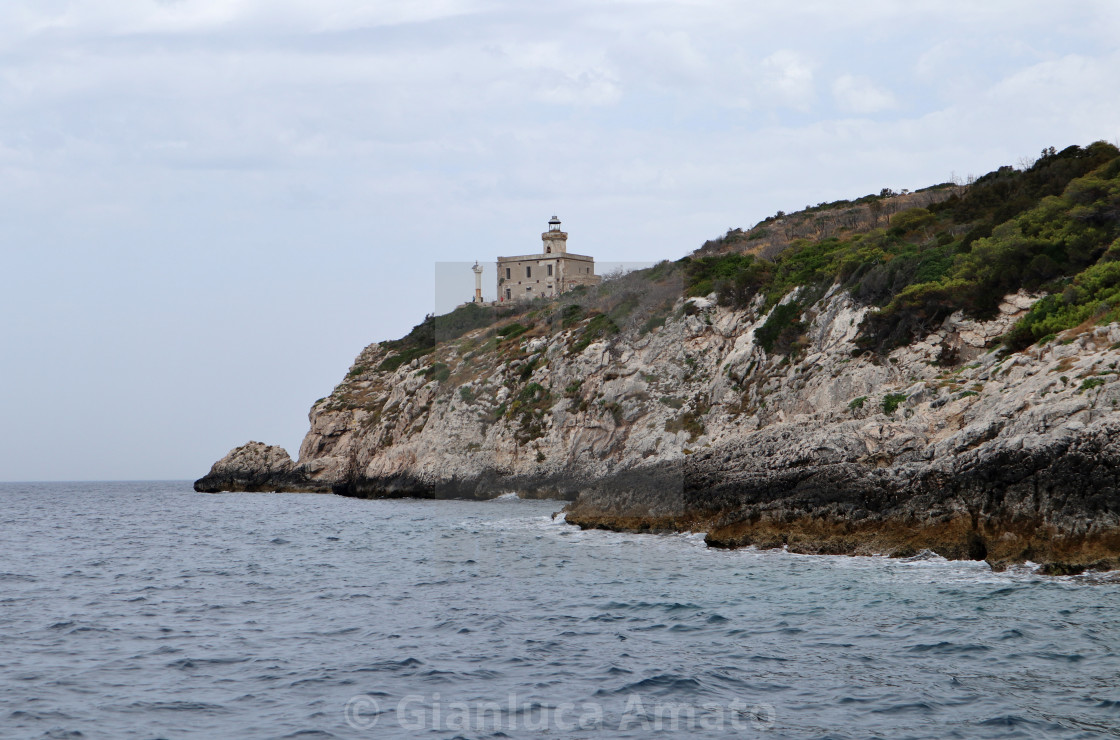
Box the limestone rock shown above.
[194,441,324,493]
[196,286,1120,570]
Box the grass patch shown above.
[571,314,619,353]
[377,345,435,373]
[497,322,531,340]
[424,362,451,383]
[1079,377,1107,392]
[660,396,685,409]
[508,383,552,444]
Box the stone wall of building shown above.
[496,222,600,302]
[496,254,598,301]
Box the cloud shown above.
[832,74,896,114]
[2,0,1120,478]
[760,50,815,111]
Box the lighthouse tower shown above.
[542,215,567,255]
[471,261,484,303]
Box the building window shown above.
[547,264,553,277]
[505,267,511,279]
[505,288,511,300]
[525,286,532,292]
[526,266,532,278]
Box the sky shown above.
[2,0,1119,481]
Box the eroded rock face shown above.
[197,288,1120,570]
[194,441,325,493]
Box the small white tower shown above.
[471,261,484,303]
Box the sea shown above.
[2,481,1120,739]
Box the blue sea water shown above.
[2,482,1120,739]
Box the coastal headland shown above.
[198,142,1120,574]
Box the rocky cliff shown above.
[197,283,1120,573]
[197,142,1120,572]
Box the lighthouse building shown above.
[496,217,600,302]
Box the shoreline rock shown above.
[195,288,1120,572]
[194,441,328,493]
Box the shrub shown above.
[1079,377,1106,392]
[609,294,641,322]
[665,410,705,441]
[660,396,685,409]
[640,313,667,335]
[519,356,539,381]
[378,344,435,372]
[508,382,552,444]
[424,362,451,383]
[571,314,619,353]
[601,401,624,425]
[682,253,764,299]
[755,301,806,354]
[1004,261,1120,350]
[560,304,584,328]
[497,322,531,339]
[882,393,908,414]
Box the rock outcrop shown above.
[197,287,1120,572]
[194,441,322,493]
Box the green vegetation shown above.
[609,294,641,322]
[665,409,705,441]
[677,142,1120,354]
[518,355,539,381]
[379,302,520,371]
[423,362,451,383]
[378,344,434,373]
[848,396,867,411]
[685,253,768,299]
[1003,259,1120,350]
[660,396,685,409]
[754,301,807,355]
[664,396,710,442]
[1079,377,1107,393]
[882,393,908,415]
[601,401,624,425]
[571,313,620,353]
[560,304,584,328]
[639,312,668,335]
[372,141,1120,396]
[497,322,531,340]
[508,382,552,443]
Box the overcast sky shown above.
[2,1,1119,481]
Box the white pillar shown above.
[472,262,484,303]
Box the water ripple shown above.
[2,481,1119,739]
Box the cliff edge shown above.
[197,142,1120,573]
